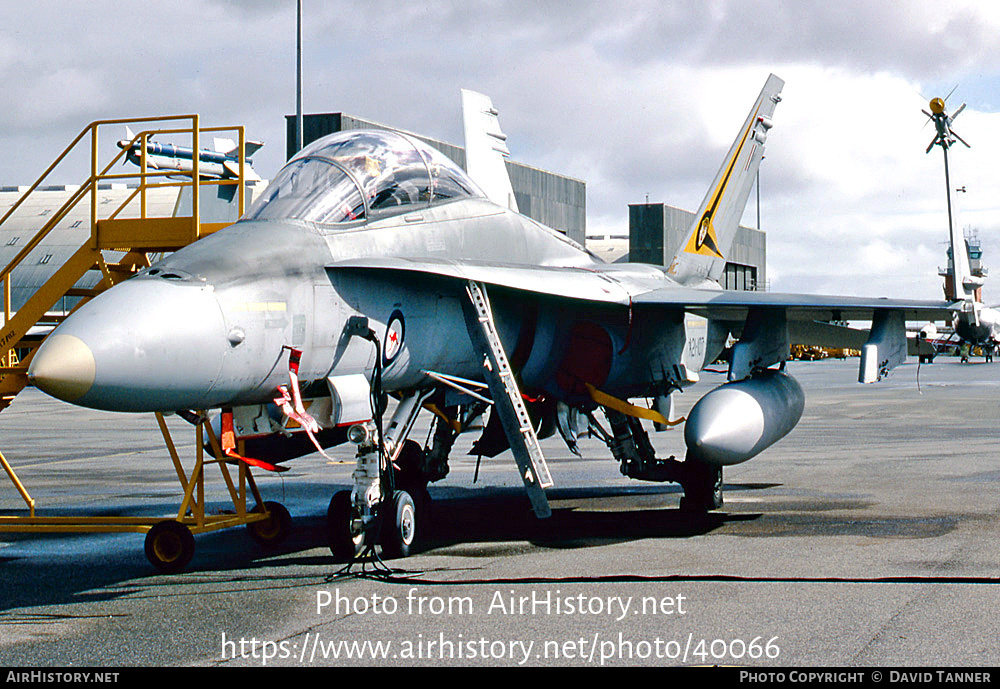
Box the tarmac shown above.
[1,357,998,667]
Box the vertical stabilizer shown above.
[461,89,519,212]
[948,234,980,302]
[667,74,784,286]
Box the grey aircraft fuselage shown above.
[37,196,708,416]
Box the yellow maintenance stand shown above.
[0,115,288,573]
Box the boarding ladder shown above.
[463,280,553,517]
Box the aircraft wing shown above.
[631,287,958,322]
[328,258,959,383]
[327,257,957,321]
[327,257,635,303]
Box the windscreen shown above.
[245,157,365,224]
[245,129,483,224]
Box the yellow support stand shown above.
[0,115,283,572]
[0,114,249,411]
[0,413,290,573]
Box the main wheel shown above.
[247,501,292,547]
[327,490,365,561]
[381,490,417,559]
[145,520,195,574]
[679,461,723,512]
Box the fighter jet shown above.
[117,126,264,182]
[28,75,957,561]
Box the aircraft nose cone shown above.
[28,278,228,412]
[28,334,96,402]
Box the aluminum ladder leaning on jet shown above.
[26,74,960,564]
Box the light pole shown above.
[295,0,303,155]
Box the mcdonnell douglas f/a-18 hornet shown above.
[27,75,959,561]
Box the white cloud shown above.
[1,0,999,302]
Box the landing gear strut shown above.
[598,407,724,512]
[326,391,439,561]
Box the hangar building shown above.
[0,184,260,312]
[629,203,766,291]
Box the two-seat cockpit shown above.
[245,130,485,226]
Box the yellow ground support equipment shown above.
[0,116,289,572]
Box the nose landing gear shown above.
[326,391,436,563]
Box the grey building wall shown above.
[629,203,766,290]
[286,114,586,245]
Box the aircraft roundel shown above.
[383,310,405,365]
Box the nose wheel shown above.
[327,490,367,561]
[381,490,417,559]
[327,488,423,561]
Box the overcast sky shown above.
[2,0,999,300]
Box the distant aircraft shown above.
[116,126,264,182]
[957,307,1000,357]
[28,75,957,566]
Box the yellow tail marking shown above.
[684,102,764,259]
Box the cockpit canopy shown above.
[245,129,484,225]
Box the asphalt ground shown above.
[1,357,998,667]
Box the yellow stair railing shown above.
[0,114,250,413]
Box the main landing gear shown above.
[597,407,723,513]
